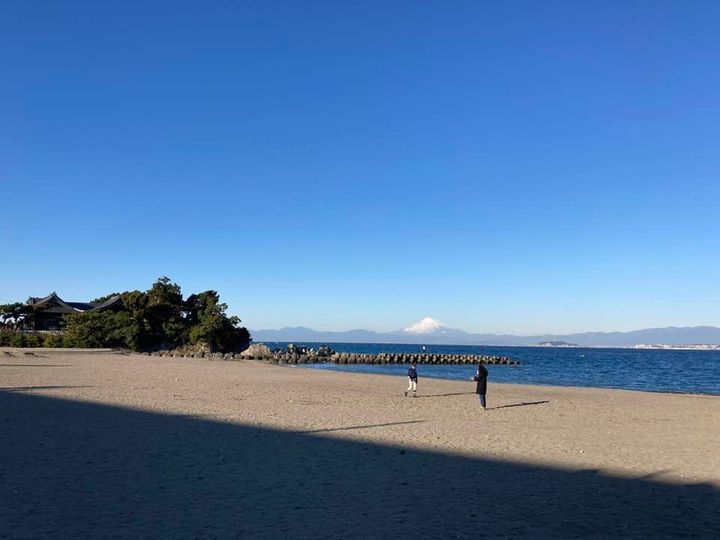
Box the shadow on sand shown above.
[415,391,476,398]
[0,385,94,392]
[415,395,550,411]
[1,390,718,538]
[489,400,551,410]
[299,420,426,434]
[0,364,76,368]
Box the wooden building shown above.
[24,292,123,331]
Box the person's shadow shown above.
[416,394,551,411]
[415,391,475,398]
[488,400,550,410]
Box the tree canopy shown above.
[1,278,251,352]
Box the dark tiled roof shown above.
[27,292,78,313]
[28,292,60,306]
[27,293,105,313]
[67,302,95,311]
[91,295,124,311]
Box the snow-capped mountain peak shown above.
[403,317,445,335]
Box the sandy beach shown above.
[2,348,719,538]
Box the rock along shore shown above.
[144,350,521,365]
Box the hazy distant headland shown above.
[252,317,720,348]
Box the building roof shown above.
[27,292,83,314]
[67,302,95,311]
[27,293,124,314]
[92,295,123,311]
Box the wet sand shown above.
[2,349,719,538]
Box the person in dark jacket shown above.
[474,364,488,409]
[404,360,418,397]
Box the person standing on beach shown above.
[474,364,488,409]
[405,360,418,397]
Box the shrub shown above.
[62,333,77,348]
[63,311,138,349]
[24,334,43,347]
[43,333,64,348]
[9,331,26,347]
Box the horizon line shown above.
[249,323,720,337]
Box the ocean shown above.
[266,342,720,395]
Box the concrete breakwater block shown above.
[268,352,521,366]
[221,350,522,366]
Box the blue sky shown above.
[2,1,720,334]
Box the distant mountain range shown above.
[251,317,720,348]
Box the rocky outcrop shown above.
[239,343,273,358]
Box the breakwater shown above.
[275,352,519,365]
[144,350,519,365]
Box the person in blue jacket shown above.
[404,360,418,397]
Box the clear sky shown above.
[3,1,720,334]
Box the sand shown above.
[1,348,719,538]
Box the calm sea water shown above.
[269,342,720,395]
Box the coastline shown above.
[299,362,720,397]
[4,345,719,395]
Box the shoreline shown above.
[297,361,720,397]
[4,346,719,396]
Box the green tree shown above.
[63,311,109,348]
[185,291,251,352]
[144,277,186,348]
[91,292,122,304]
[115,290,150,348]
[1,277,251,352]
[63,310,140,349]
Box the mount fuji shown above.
[402,317,446,334]
[251,317,510,345]
[399,317,472,340]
